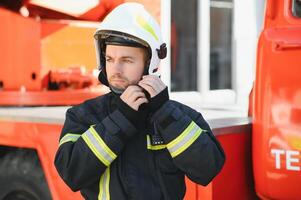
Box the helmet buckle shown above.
[156,43,167,59]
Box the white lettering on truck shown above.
[271,149,300,171]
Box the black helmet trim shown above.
[105,36,147,49]
[94,30,150,49]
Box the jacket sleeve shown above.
[151,101,225,186]
[54,106,137,191]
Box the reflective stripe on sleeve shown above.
[166,121,203,158]
[59,134,81,146]
[82,127,117,166]
[98,167,110,200]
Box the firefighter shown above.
[54,3,225,200]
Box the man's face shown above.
[105,45,146,90]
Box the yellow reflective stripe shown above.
[148,145,166,150]
[171,129,202,158]
[166,122,195,149]
[59,133,81,146]
[90,126,117,160]
[167,121,203,158]
[146,135,166,150]
[98,167,110,200]
[82,127,117,166]
[136,15,159,41]
[82,133,110,166]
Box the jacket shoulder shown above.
[167,100,201,120]
[168,100,194,112]
[67,93,111,121]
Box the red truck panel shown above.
[253,0,301,199]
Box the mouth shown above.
[111,79,126,83]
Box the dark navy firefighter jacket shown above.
[54,88,225,200]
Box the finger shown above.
[128,91,146,102]
[122,85,142,99]
[139,79,160,93]
[142,75,166,90]
[143,76,164,89]
[142,75,161,84]
[120,91,146,110]
[138,82,156,97]
[142,75,160,80]
[134,97,149,108]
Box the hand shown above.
[120,85,148,111]
[138,75,166,98]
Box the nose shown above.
[111,61,123,73]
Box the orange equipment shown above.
[0,0,124,106]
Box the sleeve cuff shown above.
[148,87,169,112]
[115,97,147,130]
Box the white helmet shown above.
[94,2,167,86]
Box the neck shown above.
[109,85,125,95]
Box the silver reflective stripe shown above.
[167,121,203,158]
[82,128,116,166]
[59,134,81,146]
[168,125,199,153]
[98,167,110,200]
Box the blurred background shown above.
[0,0,266,118]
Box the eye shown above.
[106,57,112,62]
[124,59,133,64]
